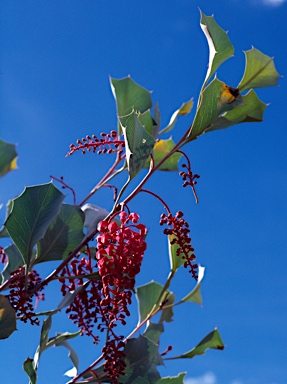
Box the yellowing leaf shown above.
[0,294,17,339]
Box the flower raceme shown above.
[60,211,147,383]
[66,130,125,156]
[96,212,147,299]
[160,211,198,279]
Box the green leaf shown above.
[188,78,243,141]
[200,10,234,86]
[238,47,280,92]
[166,329,224,360]
[181,265,205,305]
[0,294,17,339]
[23,358,37,384]
[0,200,13,238]
[0,139,18,178]
[136,281,175,324]
[36,204,85,263]
[34,316,52,369]
[118,335,161,384]
[120,111,155,179]
[138,109,157,137]
[34,315,80,374]
[144,322,165,366]
[160,99,193,135]
[155,373,186,384]
[82,203,109,238]
[111,76,152,117]
[4,183,65,268]
[204,89,267,133]
[168,235,186,273]
[0,244,24,286]
[146,139,182,172]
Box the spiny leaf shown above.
[0,244,24,286]
[119,335,161,384]
[200,10,234,87]
[4,183,65,268]
[136,281,175,324]
[155,373,186,384]
[23,358,37,384]
[34,316,52,369]
[165,329,224,360]
[111,76,152,117]
[204,89,267,132]
[0,294,16,339]
[188,78,243,141]
[181,265,205,305]
[0,139,18,178]
[36,204,85,263]
[120,111,155,179]
[238,47,280,92]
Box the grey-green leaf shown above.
[23,358,37,384]
[120,111,155,179]
[200,10,234,87]
[36,204,85,263]
[4,183,65,268]
[238,47,281,92]
[0,244,24,286]
[165,329,224,360]
[111,76,152,117]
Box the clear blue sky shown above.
[1,1,287,384]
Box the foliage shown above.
[0,10,280,384]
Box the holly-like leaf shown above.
[144,322,165,367]
[204,89,267,133]
[160,99,193,135]
[82,203,109,238]
[0,294,17,339]
[138,109,157,137]
[155,373,186,384]
[165,329,224,360]
[0,139,18,178]
[0,244,24,286]
[136,281,175,324]
[188,78,243,142]
[180,265,205,305]
[145,139,182,172]
[34,315,80,374]
[238,47,280,92]
[23,358,37,384]
[200,10,234,87]
[4,183,65,268]
[120,111,155,179]
[111,76,152,117]
[34,316,52,370]
[36,204,85,263]
[118,335,161,384]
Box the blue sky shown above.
[1,1,287,384]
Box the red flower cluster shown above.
[0,246,7,264]
[9,267,44,325]
[67,130,125,156]
[60,256,101,344]
[160,211,198,279]
[60,212,147,383]
[96,212,147,381]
